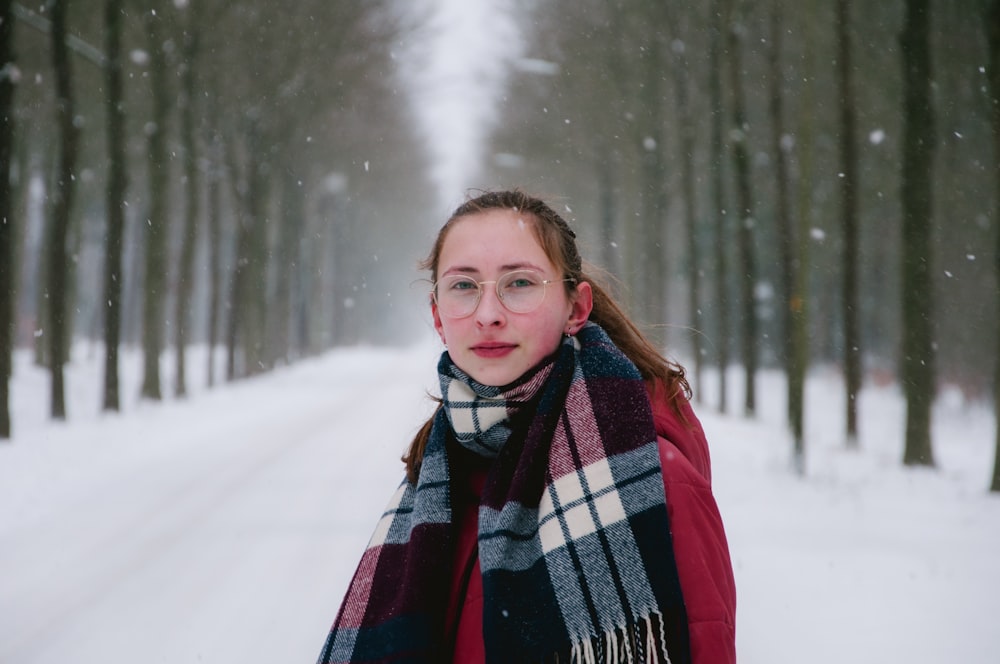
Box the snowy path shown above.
[1,344,998,663]
[0,346,437,664]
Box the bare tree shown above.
[726,0,759,416]
[770,0,807,469]
[636,23,669,334]
[101,0,126,412]
[986,0,1000,492]
[221,124,267,379]
[710,0,730,414]
[899,0,936,467]
[664,5,704,399]
[836,0,862,447]
[204,120,223,387]
[0,1,433,435]
[0,0,15,438]
[139,2,173,401]
[479,0,999,481]
[173,8,201,397]
[788,2,822,476]
[46,0,80,419]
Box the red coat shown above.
[444,387,737,663]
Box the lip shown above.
[471,342,517,358]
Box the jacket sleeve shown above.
[652,396,737,664]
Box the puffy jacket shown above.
[444,386,737,663]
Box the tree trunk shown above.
[173,24,201,397]
[837,0,862,447]
[899,0,936,467]
[102,0,126,412]
[286,166,310,361]
[47,0,79,420]
[986,0,1000,492]
[244,146,270,374]
[224,129,269,380]
[0,0,15,438]
[205,129,223,387]
[597,142,619,280]
[638,30,668,337]
[789,0,817,476]
[727,2,759,416]
[140,8,171,401]
[224,135,249,381]
[771,0,806,468]
[667,10,703,400]
[770,0,792,402]
[710,0,730,414]
[270,164,298,366]
[328,190,357,346]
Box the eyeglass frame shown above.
[430,269,578,319]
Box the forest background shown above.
[0,0,997,490]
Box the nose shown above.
[474,283,506,327]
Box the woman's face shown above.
[431,209,592,387]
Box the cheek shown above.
[435,316,453,344]
[436,314,473,347]
[531,310,570,351]
[431,305,442,338]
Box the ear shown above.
[431,297,447,345]
[565,281,593,335]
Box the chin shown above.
[471,372,514,388]
[468,365,524,388]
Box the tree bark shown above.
[771,0,806,468]
[726,1,759,416]
[270,164,299,366]
[789,1,819,476]
[986,0,1000,492]
[244,140,270,375]
[140,7,171,401]
[899,0,936,467]
[596,145,619,283]
[711,0,730,414]
[637,27,669,337]
[47,0,79,420]
[666,8,703,400]
[224,134,248,381]
[837,0,862,446]
[205,128,223,388]
[224,128,270,380]
[102,0,126,412]
[173,22,200,397]
[0,0,15,438]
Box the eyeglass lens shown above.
[436,270,550,317]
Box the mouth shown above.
[471,342,517,358]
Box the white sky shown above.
[403,0,522,212]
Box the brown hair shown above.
[402,189,690,483]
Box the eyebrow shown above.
[441,262,543,276]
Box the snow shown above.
[1,342,998,663]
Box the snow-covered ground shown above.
[1,340,998,663]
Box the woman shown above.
[317,190,736,663]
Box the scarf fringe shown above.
[553,612,672,664]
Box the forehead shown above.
[439,209,551,269]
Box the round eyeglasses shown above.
[432,269,576,318]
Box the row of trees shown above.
[483,0,1000,489]
[0,1,436,438]
[1,1,997,493]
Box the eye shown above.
[503,271,542,289]
[445,277,478,292]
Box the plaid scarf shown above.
[317,323,690,663]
